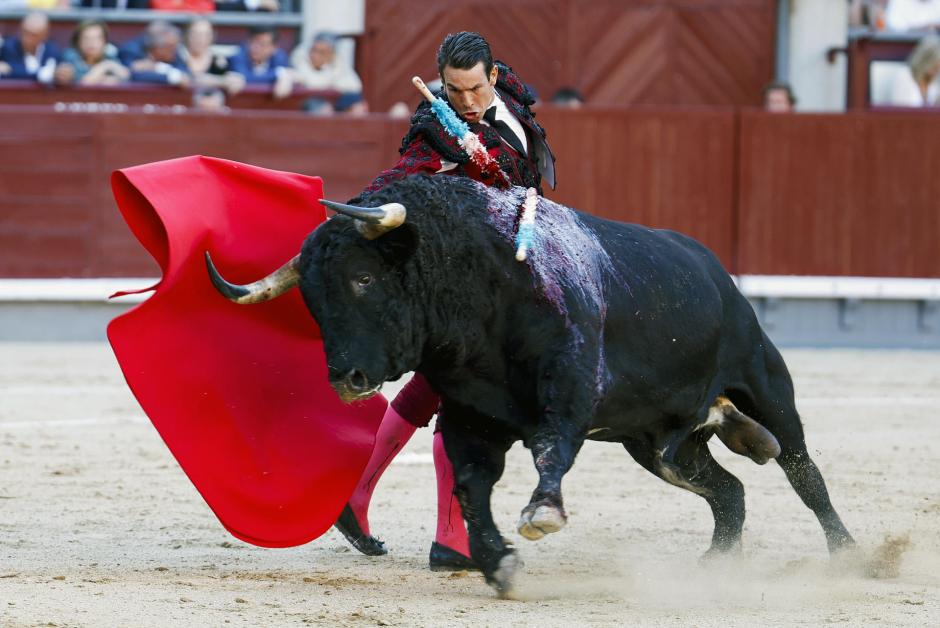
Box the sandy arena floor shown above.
[1,343,938,627]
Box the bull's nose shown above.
[329,367,369,390]
[329,367,376,403]
[344,368,368,391]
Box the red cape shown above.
[107,156,386,548]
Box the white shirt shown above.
[886,0,940,31]
[437,92,527,173]
[289,45,362,93]
[888,68,940,105]
[23,43,42,75]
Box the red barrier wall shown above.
[738,111,940,277]
[1,105,938,279]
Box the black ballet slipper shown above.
[429,541,479,572]
[333,504,388,556]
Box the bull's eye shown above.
[356,273,373,287]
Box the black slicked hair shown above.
[249,24,278,42]
[437,31,493,77]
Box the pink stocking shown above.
[347,405,417,535]
[433,430,470,557]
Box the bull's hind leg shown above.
[624,436,746,555]
[734,345,855,553]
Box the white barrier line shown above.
[1,385,129,395]
[0,278,158,303]
[392,453,433,465]
[2,276,939,304]
[0,416,147,429]
[736,275,940,300]
[798,397,940,407]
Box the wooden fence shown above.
[1,105,937,279]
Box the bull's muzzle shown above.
[329,368,380,403]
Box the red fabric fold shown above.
[107,156,385,548]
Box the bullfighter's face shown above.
[298,219,419,403]
[441,61,498,124]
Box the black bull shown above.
[206,174,854,597]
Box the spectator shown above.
[850,0,889,29]
[192,85,229,112]
[290,32,364,114]
[888,33,940,105]
[75,0,150,8]
[150,0,214,11]
[228,25,292,99]
[127,21,190,86]
[550,86,583,108]
[0,11,60,84]
[21,0,70,8]
[119,20,180,67]
[183,17,245,94]
[763,81,797,112]
[886,0,940,31]
[215,0,279,12]
[54,20,129,86]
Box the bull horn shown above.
[319,199,406,239]
[204,251,300,304]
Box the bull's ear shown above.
[374,223,418,266]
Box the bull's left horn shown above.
[204,252,300,304]
[320,199,406,240]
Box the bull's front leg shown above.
[517,409,589,541]
[518,354,598,542]
[440,413,517,597]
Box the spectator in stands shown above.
[763,82,797,112]
[885,0,940,31]
[215,0,280,12]
[0,11,60,84]
[290,31,363,114]
[54,20,130,86]
[192,85,229,112]
[75,0,150,8]
[228,25,292,99]
[888,33,940,105]
[150,0,214,11]
[850,0,889,30]
[19,0,70,8]
[119,20,179,67]
[127,21,190,87]
[183,17,245,95]
[550,86,583,108]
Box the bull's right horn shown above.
[205,252,300,304]
[320,200,406,240]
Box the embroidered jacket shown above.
[350,61,555,204]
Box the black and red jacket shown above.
[351,61,556,204]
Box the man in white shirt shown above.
[886,0,940,31]
[0,12,60,84]
[290,31,364,114]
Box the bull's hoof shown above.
[698,540,742,564]
[333,504,387,556]
[490,552,523,599]
[517,503,567,541]
[428,542,479,572]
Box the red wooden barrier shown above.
[1,105,938,279]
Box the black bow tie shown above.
[483,105,526,155]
